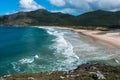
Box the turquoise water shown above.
[0,26,120,77]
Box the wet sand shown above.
[74,29,120,49]
[43,26,120,49]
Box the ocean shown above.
[0,26,120,77]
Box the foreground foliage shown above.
[2,64,120,80]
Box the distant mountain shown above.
[0,9,75,26]
[77,10,120,28]
[0,9,120,28]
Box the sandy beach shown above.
[74,29,120,49]
[40,26,120,49]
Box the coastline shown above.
[37,26,120,49]
[1,26,120,80]
[2,63,120,80]
[74,29,120,49]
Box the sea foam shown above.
[19,58,34,64]
[19,55,39,64]
[44,28,81,70]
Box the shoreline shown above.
[74,29,120,49]
[2,63,120,80]
[0,26,120,79]
[5,26,120,49]
[37,26,120,49]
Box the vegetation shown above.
[0,9,120,29]
[0,10,120,80]
[2,64,120,80]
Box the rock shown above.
[60,76,65,79]
[0,78,4,80]
[28,77,34,80]
[92,74,98,80]
[2,63,120,80]
[96,71,106,80]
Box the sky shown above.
[0,0,120,15]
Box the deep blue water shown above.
[0,26,120,77]
[0,27,81,77]
[0,27,55,76]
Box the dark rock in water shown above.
[2,64,120,80]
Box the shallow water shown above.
[0,26,120,77]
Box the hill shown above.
[0,9,75,26]
[0,9,120,29]
[77,10,120,28]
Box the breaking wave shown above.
[0,27,120,77]
[45,28,83,70]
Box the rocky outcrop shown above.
[2,63,120,80]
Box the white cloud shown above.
[60,8,75,13]
[51,8,74,13]
[49,0,66,7]
[19,0,44,11]
[49,0,120,14]
[5,11,18,15]
[97,0,120,11]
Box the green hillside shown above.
[0,9,120,29]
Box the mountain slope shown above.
[77,10,120,28]
[0,9,75,26]
[0,9,120,28]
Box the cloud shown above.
[96,0,120,11]
[5,11,18,15]
[19,0,44,11]
[49,0,66,7]
[51,8,78,15]
[49,0,120,15]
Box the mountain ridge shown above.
[0,9,120,28]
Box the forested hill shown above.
[76,10,120,28]
[0,9,75,26]
[0,9,120,28]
